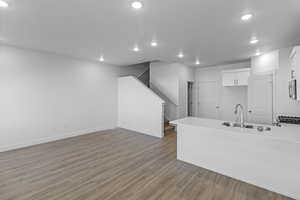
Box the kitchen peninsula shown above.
[171,117,300,200]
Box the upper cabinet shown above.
[222,68,250,86]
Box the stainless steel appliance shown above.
[278,115,300,125]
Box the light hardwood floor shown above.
[0,129,293,200]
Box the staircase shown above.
[164,119,176,134]
[137,68,150,87]
[136,63,176,135]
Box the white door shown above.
[248,75,273,124]
[197,81,220,119]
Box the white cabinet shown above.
[222,71,236,86]
[222,68,250,86]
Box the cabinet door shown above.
[248,75,273,124]
[237,71,250,86]
[222,72,236,86]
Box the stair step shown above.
[164,124,175,131]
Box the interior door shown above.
[248,75,273,124]
[197,81,220,119]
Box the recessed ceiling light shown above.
[250,38,259,44]
[255,50,261,56]
[99,56,104,62]
[131,1,143,9]
[151,41,158,47]
[241,13,253,21]
[0,0,9,8]
[195,59,200,65]
[133,46,140,52]
[178,52,184,58]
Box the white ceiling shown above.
[1,0,300,66]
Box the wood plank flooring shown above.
[0,129,293,200]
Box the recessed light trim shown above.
[99,56,104,62]
[131,1,143,9]
[250,38,259,44]
[0,0,8,8]
[255,50,261,56]
[195,59,200,65]
[151,41,158,47]
[133,46,140,52]
[178,52,184,58]
[241,13,253,21]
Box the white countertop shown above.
[171,117,300,143]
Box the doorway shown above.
[187,82,194,116]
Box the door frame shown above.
[187,81,194,116]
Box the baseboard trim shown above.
[0,126,116,153]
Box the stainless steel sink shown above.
[222,122,247,128]
[244,124,255,129]
[222,122,271,132]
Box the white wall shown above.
[118,76,165,138]
[251,47,300,117]
[150,62,194,120]
[118,62,149,77]
[275,47,300,116]
[195,61,250,121]
[150,62,180,105]
[251,50,279,75]
[0,45,120,152]
[178,64,195,118]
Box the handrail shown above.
[150,83,179,106]
[120,76,165,104]
[137,68,150,79]
[137,68,150,87]
[150,83,180,120]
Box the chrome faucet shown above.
[234,104,245,128]
[273,116,281,127]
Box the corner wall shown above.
[118,76,165,138]
[118,62,150,77]
[0,45,120,152]
[275,47,300,116]
[150,62,194,120]
[250,47,300,117]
